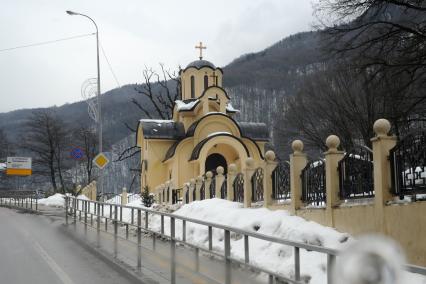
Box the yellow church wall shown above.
[144,140,174,192]
[196,136,250,174]
[181,67,223,101]
[194,116,241,143]
[175,139,196,187]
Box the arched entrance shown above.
[205,153,227,174]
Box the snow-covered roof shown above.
[226,103,239,113]
[175,99,200,111]
[139,120,185,140]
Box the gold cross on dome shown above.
[195,41,206,60]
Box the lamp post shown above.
[66,10,103,198]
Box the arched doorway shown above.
[205,153,227,175]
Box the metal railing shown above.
[65,196,426,283]
[0,190,39,211]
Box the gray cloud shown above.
[0,0,317,112]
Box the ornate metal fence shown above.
[185,189,189,203]
[221,176,227,199]
[172,189,182,204]
[210,177,216,198]
[200,181,206,200]
[301,160,326,206]
[390,130,426,198]
[272,162,291,200]
[192,185,196,201]
[251,167,264,202]
[233,173,244,202]
[338,146,374,199]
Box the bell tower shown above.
[180,42,223,101]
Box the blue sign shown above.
[70,147,84,160]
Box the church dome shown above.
[186,60,216,69]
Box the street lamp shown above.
[66,10,103,198]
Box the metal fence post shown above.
[182,220,186,242]
[294,247,300,281]
[145,211,148,230]
[244,235,249,263]
[327,254,336,284]
[224,229,231,284]
[161,215,164,236]
[137,209,142,269]
[65,196,68,225]
[170,217,176,284]
[208,226,213,251]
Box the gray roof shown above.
[186,60,216,69]
[237,122,269,141]
[139,120,185,140]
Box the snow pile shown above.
[163,199,350,283]
[38,193,65,207]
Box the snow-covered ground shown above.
[39,195,426,284]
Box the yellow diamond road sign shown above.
[93,153,109,170]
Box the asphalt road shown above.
[0,206,265,284]
[0,206,140,284]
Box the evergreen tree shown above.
[142,186,154,207]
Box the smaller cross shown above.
[210,72,218,86]
[195,41,207,60]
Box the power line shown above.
[0,33,95,53]
[100,42,121,88]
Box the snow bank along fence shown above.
[63,195,423,284]
[0,190,38,211]
[156,119,426,266]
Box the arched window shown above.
[190,76,195,98]
[204,75,208,90]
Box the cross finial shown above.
[195,41,206,60]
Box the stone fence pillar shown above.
[290,140,307,214]
[215,166,225,198]
[195,176,203,201]
[189,179,196,202]
[372,119,397,233]
[227,164,237,201]
[205,171,213,199]
[324,135,345,227]
[244,158,256,208]
[263,151,278,207]
[121,187,128,205]
[155,186,161,204]
[182,183,189,205]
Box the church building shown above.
[136,43,269,192]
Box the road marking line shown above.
[32,241,75,284]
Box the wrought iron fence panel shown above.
[172,189,182,204]
[390,130,426,198]
[200,181,206,200]
[210,177,216,198]
[251,167,264,202]
[272,162,290,200]
[301,160,326,206]
[233,173,244,202]
[185,189,189,203]
[221,176,227,199]
[192,186,196,201]
[338,146,374,199]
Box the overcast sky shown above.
[0,0,317,113]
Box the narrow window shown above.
[204,75,208,90]
[190,76,195,98]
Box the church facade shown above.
[136,53,269,192]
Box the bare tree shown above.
[72,126,98,185]
[132,64,181,120]
[315,0,426,116]
[0,129,12,160]
[21,110,70,193]
[278,62,423,152]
